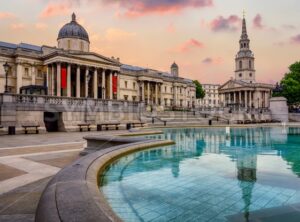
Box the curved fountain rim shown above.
[35,137,174,222]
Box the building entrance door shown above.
[44,112,59,132]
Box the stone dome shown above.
[57,13,89,43]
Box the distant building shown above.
[196,84,220,108]
[218,16,273,109]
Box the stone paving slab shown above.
[0,163,27,182]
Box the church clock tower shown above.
[235,16,256,83]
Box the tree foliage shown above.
[274,61,300,105]
[193,80,205,99]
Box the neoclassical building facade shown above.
[219,17,274,109]
[0,13,196,110]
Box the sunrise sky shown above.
[0,0,299,84]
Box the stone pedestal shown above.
[269,97,288,122]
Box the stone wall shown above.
[289,113,300,122]
[269,97,289,122]
[0,93,142,133]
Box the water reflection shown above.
[100,127,300,222]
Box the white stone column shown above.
[51,65,55,96]
[245,91,248,108]
[239,91,242,105]
[16,63,23,94]
[109,71,113,100]
[31,66,36,85]
[233,92,236,104]
[155,83,158,105]
[85,67,89,98]
[76,66,80,98]
[249,91,252,108]
[141,81,145,101]
[102,69,106,99]
[116,72,120,100]
[147,82,150,104]
[93,69,98,99]
[67,64,71,97]
[46,66,50,94]
[57,63,61,97]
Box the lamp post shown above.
[3,62,10,93]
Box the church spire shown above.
[239,15,250,50]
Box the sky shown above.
[0,0,299,84]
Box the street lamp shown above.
[3,62,10,93]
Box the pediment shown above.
[219,80,245,90]
[72,53,119,66]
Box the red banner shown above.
[61,67,67,89]
[113,75,118,94]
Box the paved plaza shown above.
[0,130,133,222]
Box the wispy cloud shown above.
[35,23,48,30]
[291,34,300,44]
[171,38,204,53]
[253,14,264,29]
[0,12,16,19]
[40,2,71,18]
[103,0,213,18]
[210,15,241,32]
[202,57,223,65]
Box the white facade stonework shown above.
[0,14,196,110]
[196,84,220,108]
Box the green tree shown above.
[274,61,300,105]
[193,80,205,99]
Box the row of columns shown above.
[221,90,271,108]
[138,81,162,105]
[47,63,118,100]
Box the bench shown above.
[97,123,120,131]
[130,122,146,128]
[22,125,40,134]
[78,123,91,132]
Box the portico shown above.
[45,55,120,100]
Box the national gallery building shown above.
[0,13,196,110]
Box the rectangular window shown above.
[133,82,136,89]
[25,68,29,77]
[124,95,128,101]
[37,69,43,78]
[165,86,167,92]
[125,81,128,89]
[68,40,71,50]
[132,96,136,101]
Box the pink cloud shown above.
[40,2,71,18]
[291,34,300,44]
[210,15,241,32]
[253,14,264,29]
[171,38,204,53]
[104,0,213,18]
[0,12,15,19]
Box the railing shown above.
[0,93,142,113]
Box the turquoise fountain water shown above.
[100,127,300,222]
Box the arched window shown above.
[244,43,246,48]
[239,61,242,69]
[249,60,252,69]
[249,73,252,77]
[239,73,242,78]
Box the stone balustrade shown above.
[0,93,142,113]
